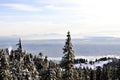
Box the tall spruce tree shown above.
[61,31,75,80]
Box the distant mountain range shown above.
[1,35,120,44]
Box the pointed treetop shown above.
[67,31,70,36]
[63,31,73,54]
[16,38,22,52]
[66,31,71,43]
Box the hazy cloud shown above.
[0,3,42,11]
[0,0,120,38]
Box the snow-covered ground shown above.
[74,59,112,69]
[75,55,120,61]
[48,55,120,61]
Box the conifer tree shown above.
[117,59,120,80]
[60,31,75,80]
[23,54,39,80]
[0,50,11,80]
[96,66,102,80]
[47,61,57,80]
[16,38,22,53]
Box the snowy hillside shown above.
[74,59,113,69]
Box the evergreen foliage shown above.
[60,31,75,80]
[0,32,120,80]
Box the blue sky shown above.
[0,0,120,39]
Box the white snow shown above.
[74,59,112,69]
[75,55,120,61]
[8,46,12,55]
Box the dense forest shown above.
[0,32,120,80]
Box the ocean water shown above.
[0,39,120,58]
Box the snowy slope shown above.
[74,59,112,69]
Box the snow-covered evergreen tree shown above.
[60,31,75,80]
[0,49,11,80]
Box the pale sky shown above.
[0,0,120,39]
